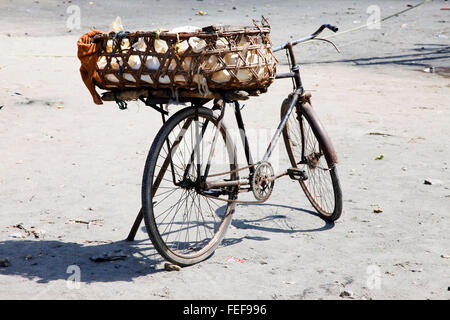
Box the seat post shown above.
[233,101,255,173]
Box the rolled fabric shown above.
[110,57,123,70]
[145,56,160,70]
[183,57,192,71]
[97,56,107,69]
[120,38,131,50]
[128,55,141,70]
[141,75,154,84]
[155,39,168,54]
[224,52,239,66]
[204,55,218,70]
[216,37,228,49]
[236,69,252,82]
[176,40,189,54]
[174,75,186,84]
[106,74,119,83]
[212,70,231,83]
[77,28,105,105]
[159,75,171,84]
[188,37,207,53]
[132,38,147,52]
[109,16,124,33]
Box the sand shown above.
[0,0,449,299]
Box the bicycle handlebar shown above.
[325,24,338,33]
[273,24,339,52]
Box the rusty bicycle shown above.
[125,24,343,266]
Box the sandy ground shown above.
[0,0,449,300]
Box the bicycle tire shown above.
[142,106,238,266]
[281,98,343,221]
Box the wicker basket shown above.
[93,19,277,94]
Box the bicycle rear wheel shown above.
[281,98,343,221]
[142,106,238,266]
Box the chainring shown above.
[251,161,275,202]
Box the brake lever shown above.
[312,38,341,53]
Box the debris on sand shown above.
[226,256,245,263]
[394,261,423,273]
[339,290,354,298]
[9,223,44,239]
[89,250,128,262]
[373,207,383,214]
[66,219,89,225]
[9,233,25,239]
[164,263,181,272]
[31,229,45,239]
[11,223,30,235]
[368,132,393,137]
[0,258,11,267]
[66,219,104,228]
[84,240,113,245]
[423,179,443,186]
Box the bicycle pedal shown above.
[202,188,223,197]
[287,168,308,181]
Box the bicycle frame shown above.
[201,94,302,191]
[202,41,311,191]
[202,24,340,192]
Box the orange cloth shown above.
[77,29,105,105]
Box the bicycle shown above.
[125,24,343,266]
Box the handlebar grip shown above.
[325,24,338,33]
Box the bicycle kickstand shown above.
[126,208,143,241]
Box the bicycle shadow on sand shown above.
[0,205,333,285]
[219,202,335,247]
[302,43,450,69]
[0,238,165,285]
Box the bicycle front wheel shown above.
[142,106,238,266]
[281,99,343,221]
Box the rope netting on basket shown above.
[92,17,277,96]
